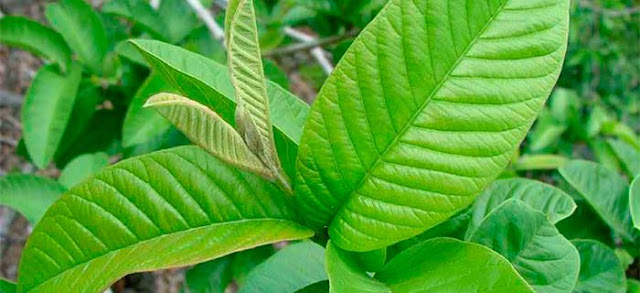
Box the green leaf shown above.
[17,146,314,292]
[296,281,329,293]
[295,0,570,251]
[630,279,640,293]
[0,16,71,72]
[0,175,66,224]
[122,74,174,147]
[327,238,534,293]
[184,256,233,293]
[466,178,576,237]
[556,202,614,247]
[631,175,640,231]
[145,93,272,178]
[231,245,275,287]
[22,64,82,169]
[513,154,569,171]
[130,39,309,177]
[45,0,109,74]
[157,0,201,43]
[325,241,389,292]
[559,160,637,241]
[226,0,288,188]
[58,152,109,189]
[572,240,626,293]
[0,279,16,293]
[240,241,327,293]
[102,0,167,41]
[350,248,386,273]
[469,199,580,293]
[115,40,149,66]
[608,139,640,177]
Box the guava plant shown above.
[2,0,638,292]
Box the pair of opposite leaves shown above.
[17,0,571,291]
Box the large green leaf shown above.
[0,279,16,293]
[572,240,626,293]
[0,16,71,72]
[45,0,109,74]
[327,238,534,292]
[17,146,313,292]
[58,152,109,189]
[145,93,271,178]
[295,0,570,251]
[130,40,309,176]
[559,160,637,242]
[240,241,327,293]
[226,0,285,186]
[22,64,82,169]
[122,74,174,147]
[0,175,66,224]
[102,0,167,41]
[469,199,580,293]
[608,139,640,177]
[466,178,576,237]
[631,175,640,231]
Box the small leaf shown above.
[466,178,576,237]
[0,175,66,224]
[45,0,109,74]
[102,0,167,41]
[375,238,534,292]
[0,16,71,72]
[559,160,637,241]
[608,139,640,177]
[58,152,109,188]
[240,241,327,293]
[469,199,580,293]
[631,175,640,231]
[513,154,569,171]
[184,256,233,293]
[572,240,626,293]
[17,146,313,292]
[145,93,272,178]
[122,74,174,147]
[22,64,82,169]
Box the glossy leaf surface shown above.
[559,160,637,241]
[469,200,580,293]
[18,146,313,292]
[0,175,66,224]
[45,0,109,74]
[145,93,271,177]
[572,240,626,293]
[466,178,576,237]
[240,241,327,293]
[296,0,571,251]
[0,16,71,72]
[22,64,82,169]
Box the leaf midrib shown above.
[24,218,309,292]
[331,0,513,224]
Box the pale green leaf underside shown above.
[572,240,626,293]
[327,238,534,292]
[0,175,66,224]
[240,241,327,293]
[18,146,313,292]
[0,16,71,72]
[559,160,637,242]
[469,199,579,293]
[58,152,109,189]
[466,178,576,237]
[122,74,174,147]
[45,0,108,74]
[295,0,570,251]
[145,93,271,177]
[227,0,279,166]
[631,175,640,231]
[22,64,82,169]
